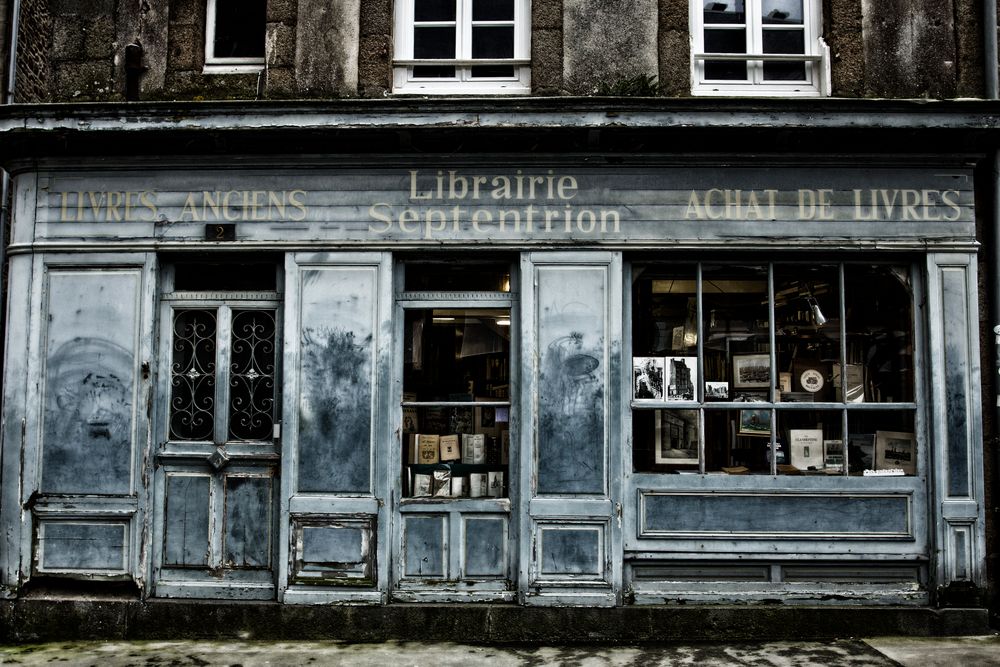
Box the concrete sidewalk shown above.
[0,636,998,666]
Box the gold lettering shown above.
[368,203,393,232]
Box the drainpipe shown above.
[0,0,19,335]
[988,0,1000,619]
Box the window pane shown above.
[763,28,805,54]
[471,65,516,77]
[763,0,803,24]
[472,26,515,59]
[633,265,698,358]
[415,0,456,21]
[702,265,769,401]
[705,408,771,473]
[704,0,745,24]
[763,61,807,81]
[774,264,840,403]
[213,0,265,58]
[404,263,511,291]
[848,411,916,476]
[704,29,747,80]
[845,266,914,403]
[413,65,457,78]
[228,310,277,442]
[403,309,510,401]
[169,309,217,441]
[633,409,699,472]
[776,409,843,475]
[473,0,514,21]
[414,26,456,59]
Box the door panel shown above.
[153,291,281,599]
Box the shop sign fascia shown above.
[27,163,975,249]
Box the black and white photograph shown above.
[655,410,699,465]
[633,356,665,400]
[848,433,876,473]
[705,381,729,400]
[665,356,697,401]
[733,353,770,389]
[875,430,916,475]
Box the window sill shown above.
[203,63,265,75]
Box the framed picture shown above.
[875,430,916,475]
[705,381,729,400]
[738,408,771,437]
[733,353,770,389]
[665,356,697,401]
[655,411,699,465]
[789,429,824,470]
[633,356,665,400]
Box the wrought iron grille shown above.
[228,309,276,441]
[169,309,217,441]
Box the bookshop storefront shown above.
[0,153,985,610]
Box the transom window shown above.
[205,0,266,73]
[393,0,531,95]
[690,0,829,96]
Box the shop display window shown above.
[402,307,511,498]
[631,262,916,476]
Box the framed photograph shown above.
[665,356,697,401]
[733,353,770,389]
[655,411,699,465]
[633,356,665,400]
[738,408,771,437]
[733,390,768,403]
[875,430,916,475]
[705,381,729,400]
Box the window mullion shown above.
[216,304,233,445]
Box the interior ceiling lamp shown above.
[805,288,827,326]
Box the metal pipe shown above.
[4,0,19,105]
[987,0,999,99]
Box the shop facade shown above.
[0,118,987,620]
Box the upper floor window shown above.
[690,0,829,96]
[205,0,266,73]
[393,0,530,95]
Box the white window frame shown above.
[393,0,531,95]
[204,0,266,74]
[689,0,830,97]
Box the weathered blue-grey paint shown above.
[40,270,140,495]
[942,269,971,497]
[38,522,126,572]
[464,517,505,578]
[224,476,272,569]
[303,524,363,564]
[297,267,376,494]
[541,528,601,576]
[163,474,211,567]
[641,493,911,536]
[536,267,607,495]
[403,515,447,579]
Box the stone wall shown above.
[9,0,991,102]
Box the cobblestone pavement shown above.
[6,637,995,666]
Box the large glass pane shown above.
[414,26,456,59]
[632,265,698,359]
[402,308,510,499]
[776,409,843,475]
[704,408,771,473]
[763,0,803,24]
[774,264,840,403]
[415,0,456,22]
[633,409,699,472]
[704,0,745,24]
[702,265,769,402]
[472,26,515,59]
[473,0,514,21]
[844,265,914,403]
[848,410,916,476]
